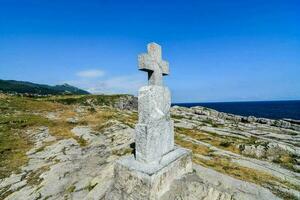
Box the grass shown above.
[66,185,76,193]
[193,156,299,200]
[0,95,72,178]
[201,118,224,127]
[0,95,69,178]
[41,94,132,107]
[73,136,88,147]
[0,95,65,115]
[78,108,116,126]
[1,93,298,199]
[27,165,51,186]
[176,127,299,173]
[175,127,300,199]
[0,114,50,179]
[175,127,241,154]
[0,94,133,179]
[175,134,213,156]
[112,147,134,156]
[118,111,138,128]
[171,114,185,120]
[85,182,97,191]
[272,154,299,173]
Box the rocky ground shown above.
[0,94,299,199]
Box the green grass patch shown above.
[42,94,132,107]
[171,114,185,120]
[0,114,51,179]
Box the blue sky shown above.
[0,0,299,102]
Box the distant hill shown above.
[0,79,90,95]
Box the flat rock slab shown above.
[107,148,192,200]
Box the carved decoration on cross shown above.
[138,42,169,86]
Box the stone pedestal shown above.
[135,85,174,164]
[108,148,192,200]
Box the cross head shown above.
[138,42,169,86]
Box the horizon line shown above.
[172,99,300,104]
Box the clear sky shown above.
[0,0,299,102]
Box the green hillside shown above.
[0,80,90,95]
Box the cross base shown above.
[106,148,192,200]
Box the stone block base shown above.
[106,148,192,200]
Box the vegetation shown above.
[1,93,298,199]
[0,93,135,179]
[175,127,299,199]
[0,79,89,95]
[0,113,50,178]
[193,156,299,200]
[175,127,242,154]
[42,94,132,107]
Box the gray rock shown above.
[247,116,257,123]
[193,165,281,200]
[114,95,138,110]
[67,117,79,124]
[240,144,267,158]
[108,148,192,200]
[273,120,291,129]
[161,173,233,200]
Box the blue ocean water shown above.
[173,100,300,120]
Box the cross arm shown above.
[160,60,169,75]
[138,53,154,72]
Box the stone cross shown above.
[135,42,174,164]
[138,42,169,86]
[110,43,192,199]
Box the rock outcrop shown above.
[0,94,299,200]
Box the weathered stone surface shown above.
[135,86,174,164]
[138,43,169,86]
[160,173,233,200]
[193,165,281,200]
[2,103,299,199]
[134,43,175,165]
[137,86,171,124]
[113,95,138,110]
[107,148,192,200]
[108,43,193,200]
[1,121,133,200]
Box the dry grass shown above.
[0,136,32,178]
[175,128,299,199]
[57,109,77,121]
[0,96,74,179]
[0,114,50,179]
[177,127,299,173]
[1,95,65,114]
[175,134,212,156]
[79,108,116,126]
[194,156,275,184]
[112,147,134,156]
[48,122,74,139]
[0,95,131,180]
[118,111,138,128]
[27,165,51,186]
[193,156,299,200]
[66,185,76,193]
[176,127,241,154]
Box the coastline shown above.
[173,100,300,120]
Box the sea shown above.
[173,100,300,120]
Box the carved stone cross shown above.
[111,42,192,199]
[138,42,169,86]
